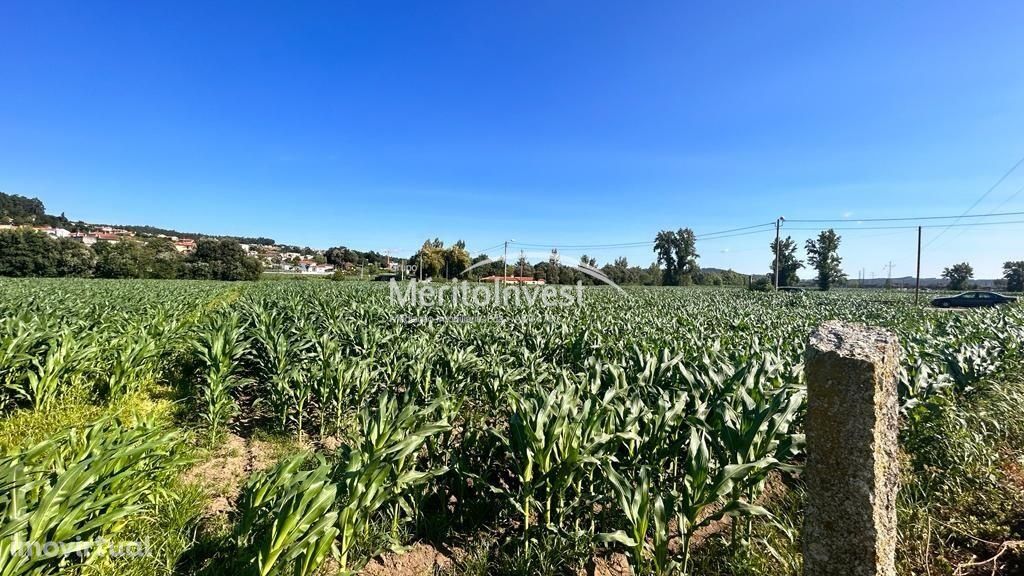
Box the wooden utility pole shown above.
[773,217,784,289]
[915,226,922,305]
[503,241,509,281]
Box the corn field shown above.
[0,278,1021,575]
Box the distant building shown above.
[32,226,71,238]
[173,239,196,253]
[71,232,98,245]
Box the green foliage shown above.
[941,261,974,291]
[770,236,803,287]
[1002,260,1023,292]
[804,229,844,291]
[0,418,189,576]
[748,276,773,291]
[193,310,248,440]
[233,454,339,576]
[0,229,260,281]
[654,228,699,286]
[0,192,47,224]
[185,238,262,281]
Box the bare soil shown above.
[362,543,452,576]
[180,433,279,521]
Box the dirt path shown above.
[180,433,279,521]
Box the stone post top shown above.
[808,321,899,361]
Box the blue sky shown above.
[2,1,1023,278]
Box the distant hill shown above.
[853,276,1003,290]
[1,190,278,245]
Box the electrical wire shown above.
[784,219,1024,231]
[924,152,1024,248]
[785,210,1024,223]
[506,222,776,250]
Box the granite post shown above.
[803,321,900,576]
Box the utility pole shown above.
[915,226,922,305]
[503,241,509,281]
[518,250,525,278]
[773,216,784,289]
[418,251,422,281]
[884,261,895,288]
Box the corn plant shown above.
[0,316,50,411]
[22,328,96,411]
[331,393,450,573]
[596,466,676,576]
[0,419,187,576]
[233,454,340,576]
[488,377,616,551]
[673,427,771,575]
[193,311,248,440]
[248,306,312,434]
[104,329,159,400]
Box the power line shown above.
[785,219,1024,231]
[471,243,506,256]
[696,228,775,241]
[786,210,1024,223]
[484,204,1023,257]
[992,181,1024,213]
[924,151,1024,248]
[697,222,776,238]
[507,222,775,250]
[511,240,653,249]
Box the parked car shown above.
[930,291,1017,308]
[373,273,398,282]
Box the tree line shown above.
[942,261,1024,292]
[0,229,262,281]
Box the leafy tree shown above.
[0,229,57,276]
[654,228,699,285]
[654,230,677,285]
[515,254,535,278]
[54,238,95,277]
[0,192,47,224]
[673,228,699,285]
[602,257,633,285]
[642,263,661,286]
[185,238,262,281]
[444,241,470,278]
[770,236,803,287]
[0,191,70,227]
[546,250,561,284]
[412,239,446,279]
[941,262,974,291]
[1004,261,1024,292]
[95,241,147,278]
[805,229,845,291]
[142,237,183,279]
